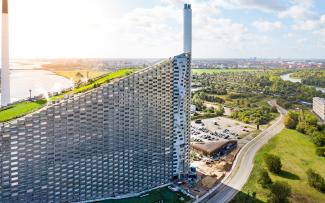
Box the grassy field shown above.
[232,129,325,203]
[54,70,107,82]
[0,69,137,123]
[192,68,259,74]
[95,187,191,203]
[0,100,47,122]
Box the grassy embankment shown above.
[0,68,137,123]
[232,129,325,203]
[192,68,259,74]
[96,187,191,203]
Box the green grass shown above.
[0,100,47,122]
[192,68,259,74]
[232,129,325,203]
[0,68,138,123]
[95,187,191,203]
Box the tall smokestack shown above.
[1,0,10,106]
[183,3,192,53]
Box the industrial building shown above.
[0,2,192,203]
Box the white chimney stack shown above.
[1,0,10,106]
[183,3,192,53]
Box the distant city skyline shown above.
[3,0,325,59]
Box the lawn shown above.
[0,100,47,122]
[192,68,259,74]
[95,187,191,203]
[232,128,325,203]
[0,68,138,123]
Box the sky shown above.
[3,0,325,59]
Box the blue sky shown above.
[6,0,325,58]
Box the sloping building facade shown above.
[0,53,191,203]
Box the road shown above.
[195,101,287,203]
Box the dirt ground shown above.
[188,149,240,196]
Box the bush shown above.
[268,181,291,203]
[284,111,298,129]
[316,147,325,157]
[296,121,307,134]
[264,154,282,174]
[258,168,272,188]
[312,133,325,147]
[306,169,325,193]
[284,116,297,129]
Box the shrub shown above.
[296,121,307,134]
[284,111,298,129]
[312,133,325,147]
[268,181,291,203]
[264,154,282,174]
[284,116,297,129]
[306,169,325,193]
[258,168,272,188]
[316,147,325,157]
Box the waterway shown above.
[1,60,73,102]
[280,73,325,93]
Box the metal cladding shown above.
[0,53,191,203]
[2,0,8,14]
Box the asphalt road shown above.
[195,101,287,203]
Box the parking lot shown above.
[191,117,255,143]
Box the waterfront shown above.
[1,60,73,102]
[280,73,325,93]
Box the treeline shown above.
[284,110,325,157]
[291,70,325,88]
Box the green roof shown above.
[0,68,138,123]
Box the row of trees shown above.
[284,110,325,157]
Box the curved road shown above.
[195,101,287,203]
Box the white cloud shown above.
[218,0,286,12]
[293,15,325,30]
[278,4,314,20]
[253,20,283,32]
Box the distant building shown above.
[313,97,325,121]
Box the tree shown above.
[284,111,298,129]
[312,132,325,147]
[258,168,272,188]
[75,72,84,81]
[268,181,291,203]
[306,169,325,192]
[284,116,297,129]
[296,121,307,134]
[264,154,282,174]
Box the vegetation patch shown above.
[232,129,325,203]
[0,69,137,123]
[291,69,325,88]
[0,100,47,122]
[95,187,191,203]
